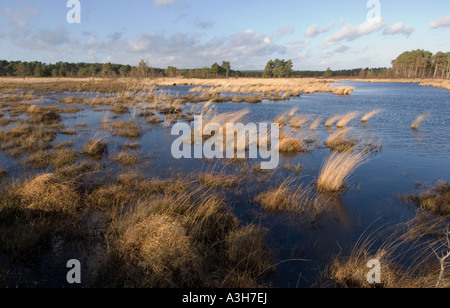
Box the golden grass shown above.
[0,124,57,158]
[325,129,359,153]
[325,114,343,127]
[83,137,108,158]
[330,213,450,288]
[111,151,141,166]
[111,121,143,139]
[255,179,318,213]
[197,172,242,188]
[103,183,273,288]
[361,109,383,123]
[289,115,311,129]
[333,86,355,96]
[403,181,450,216]
[310,117,322,131]
[19,173,80,214]
[411,113,431,130]
[336,112,360,128]
[143,77,353,96]
[278,133,310,153]
[317,150,367,192]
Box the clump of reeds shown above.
[83,137,108,159]
[310,117,322,131]
[111,151,141,166]
[361,109,383,123]
[403,181,450,216]
[325,129,359,152]
[278,134,310,153]
[111,121,143,139]
[333,86,355,96]
[101,183,273,288]
[113,213,201,287]
[197,172,242,188]
[325,114,343,127]
[330,213,450,288]
[289,115,311,129]
[336,112,360,128]
[110,104,130,114]
[255,179,317,213]
[18,173,80,214]
[411,113,431,130]
[316,150,367,193]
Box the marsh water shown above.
[1,81,449,287]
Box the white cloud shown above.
[289,39,310,53]
[2,2,38,31]
[334,45,350,53]
[382,22,415,37]
[153,0,180,7]
[304,23,334,38]
[324,19,388,47]
[119,30,286,69]
[429,16,450,29]
[11,25,70,50]
[276,25,295,39]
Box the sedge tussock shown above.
[325,114,343,127]
[111,151,141,166]
[403,181,450,216]
[325,129,359,152]
[289,115,311,129]
[336,112,360,128]
[18,173,80,214]
[331,214,450,288]
[255,179,318,213]
[310,117,322,131]
[317,150,367,193]
[361,109,383,123]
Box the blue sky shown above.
[0,0,449,70]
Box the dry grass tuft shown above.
[403,181,450,216]
[411,113,431,130]
[325,114,343,127]
[111,151,141,166]
[278,134,310,153]
[310,117,322,131]
[111,121,143,139]
[317,150,367,193]
[114,214,201,287]
[361,109,383,123]
[197,172,242,188]
[18,173,80,213]
[83,138,108,158]
[289,115,311,129]
[336,112,360,128]
[255,179,317,213]
[331,214,450,288]
[325,129,359,152]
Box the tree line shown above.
[0,60,236,79]
[1,50,448,79]
[391,50,450,79]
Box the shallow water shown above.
[1,81,449,287]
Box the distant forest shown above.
[1,50,448,79]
